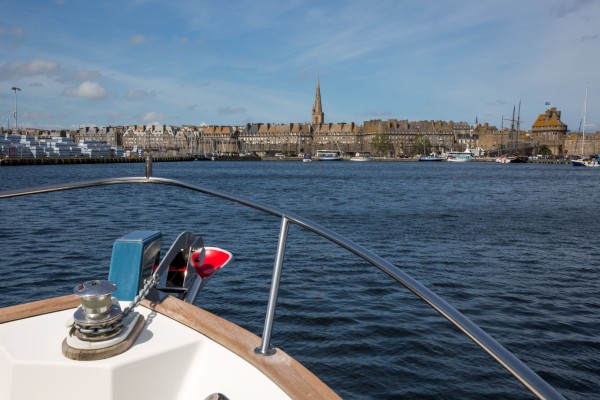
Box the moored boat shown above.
[0,157,565,400]
[446,150,474,162]
[315,149,343,161]
[418,153,444,162]
[302,153,312,163]
[349,152,371,161]
[496,155,528,163]
[571,157,599,167]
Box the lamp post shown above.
[11,86,21,134]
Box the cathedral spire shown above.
[312,77,324,125]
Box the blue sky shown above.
[0,0,599,132]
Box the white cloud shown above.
[142,111,165,123]
[63,81,107,100]
[0,59,59,81]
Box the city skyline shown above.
[0,1,599,132]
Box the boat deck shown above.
[0,294,339,400]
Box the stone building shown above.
[200,125,240,154]
[121,125,178,153]
[239,123,311,155]
[530,107,568,155]
[362,119,470,155]
[175,126,200,155]
[474,123,506,156]
[454,122,476,149]
[564,131,600,156]
[77,126,122,146]
[312,122,360,153]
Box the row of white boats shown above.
[307,149,600,167]
[418,150,475,162]
[305,150,478,162]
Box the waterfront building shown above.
[475,123,508,156]
[200,125,240,155]
[121,125,180,154]
[177,125,201,155]
[564,131,600,156]
[239,123,311,155]
[454,121,476,149]
[530,107,567,155]
[362,119,463,156]
[77,126,123,147]
[312,122,360,154]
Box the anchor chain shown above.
[73,274,159,336]
[122,273,159,318]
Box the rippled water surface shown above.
[1,160,599,399]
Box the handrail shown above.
[0,173,564,400]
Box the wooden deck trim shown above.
[142,296,341,400]
[0,294,80,324]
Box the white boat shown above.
[495,155,528,164]
[349,152,371,161]
[571,157,599,167]
[446,150,473,162]
[0,157,564,400]
[418,153,444,162]
[302,153,312,163]
[315,149,343,161]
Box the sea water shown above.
[0,160,598,399]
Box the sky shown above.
[0,0,599,132]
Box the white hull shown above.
[495,156,527,164]
[571,159,599,167]
[447,157,472,162]
[0,296,337,400]
[316,150,342,161]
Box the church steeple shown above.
[312,77,324,125]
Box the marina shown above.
[0,161,596,399]
[0,153,577,165]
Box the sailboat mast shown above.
[582,85,588,156]
[510,105,515,154]
[516,100,521,154]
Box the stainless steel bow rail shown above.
[0,157,564,400]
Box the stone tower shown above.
[312,77,324,125]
